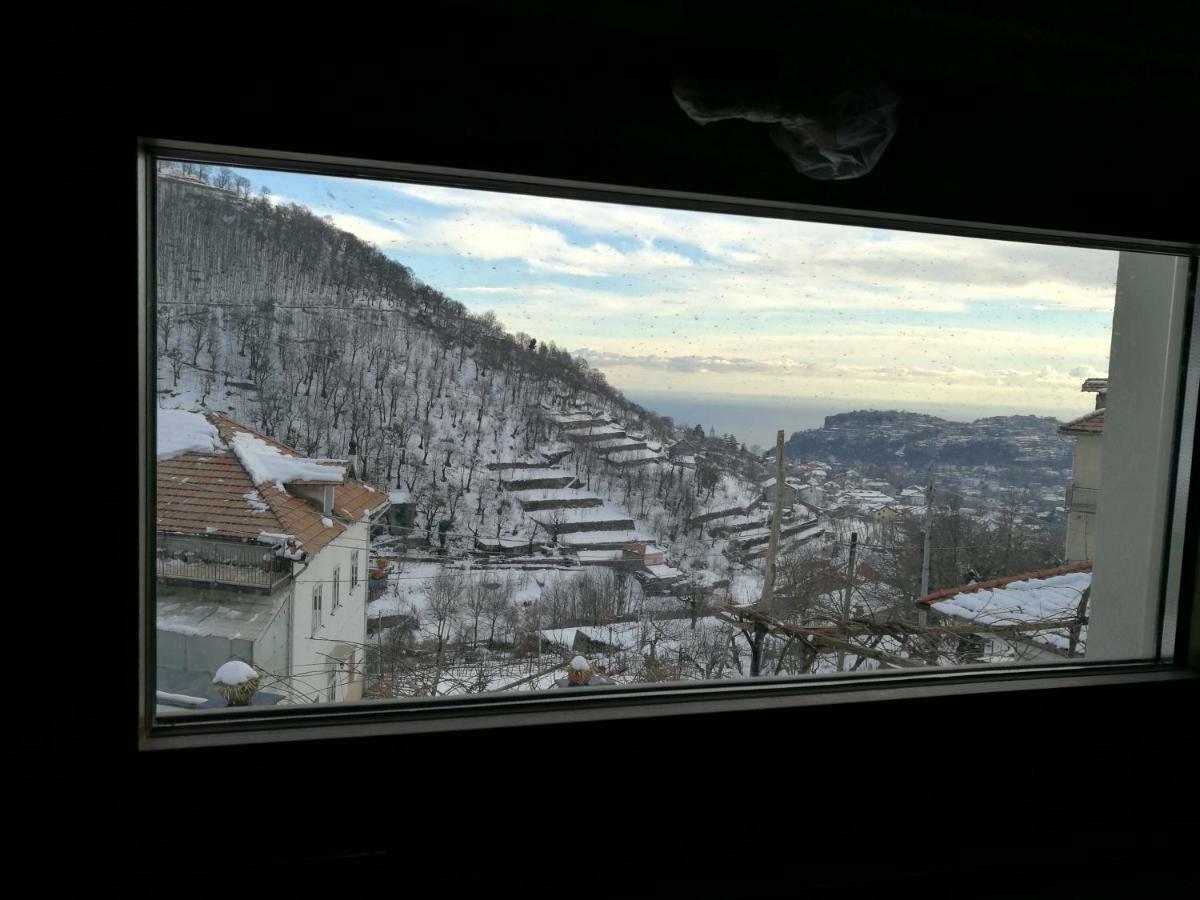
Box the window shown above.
[140,139,1197,746]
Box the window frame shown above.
[138,137,1200,751]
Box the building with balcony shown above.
[156,410,389,705]
[1059,378,1107,563]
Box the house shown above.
[381,488,418,536]
[636,562,688,594]
[623,541,666,566]
[870,505,900,524]
[916,561,1092,663]
[1059,378,1107,562]
[762,476,804,504]
[156,409,389,706]
[796,482,825,508]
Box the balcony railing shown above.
[157,534,293,593]
[1065,484,1099,513]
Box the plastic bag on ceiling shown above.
[673,76,898,181]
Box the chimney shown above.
[1082,378,1108,410]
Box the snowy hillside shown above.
[154,164,1068,698]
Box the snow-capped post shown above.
[837,532,859,671]
[554,654,615,688]
[918,478,934,626]
[751,430,786,676]
[568,655,593,685]
[213,660,260,706]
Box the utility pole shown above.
[918,478,934,626]
[837,531,859,671]
[751,430,786,676]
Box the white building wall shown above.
[1065,434,1103,563]
[1090,252,1190,660]
[289,520,372,703]
[254,597,291,694]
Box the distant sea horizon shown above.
[624,389,1076,450]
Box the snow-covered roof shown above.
[157,584,290,641]
[157,412,387,555]
[762,476,805,489]
[157,408,221,460]
[645,564,685,580]
[576,549,626,561]
[920,562,1092,654]
[229,430,344,486]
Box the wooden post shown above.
[918,478,934,626]
[837,532,858,671]
[751,430,786,676]
[759,430,786,613]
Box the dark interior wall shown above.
[44,3,1200,244]
[23,2,1200,891]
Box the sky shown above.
[217,164,1116,434]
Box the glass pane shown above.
[151,158,1167,715]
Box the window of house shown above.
[142,140,1197,744]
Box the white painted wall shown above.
[1065,434,1103,563]
[289,519,372,702]
[1089,252,1191,660]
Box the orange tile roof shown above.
[917,560,1093,606]
[156,413,388,556]
[334,480,390,523]
[1058,409,1104,435]
[156,450,275,540]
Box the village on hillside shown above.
[152,162,1102,710]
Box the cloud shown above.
[384,181,1118,312]
[575,348,813,374]
[323,212,410,251]
[261,170,1119,416]
[405,213,694,276]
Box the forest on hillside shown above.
[155,164,764,556]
